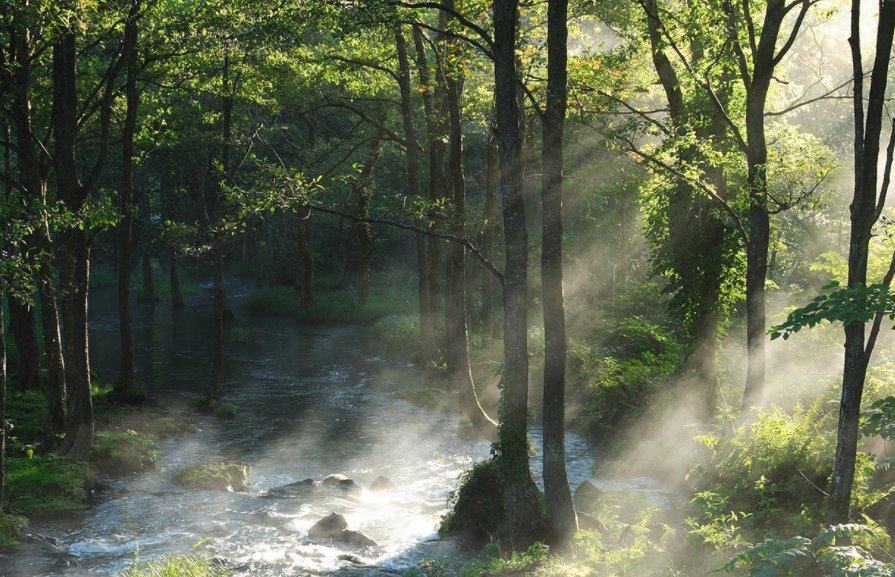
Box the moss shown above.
[5,455,93,516]
[0,513,28,547]
[216,402,237,420]
[121,554,230,577]
[176,461,250,492]
[442,459,504,542]
[90,430,159,476]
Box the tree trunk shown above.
[138,172,156,302]
[480,127,499,343]
[297,209,314,306]
[0,284,7,511]
[7,294,41,392]
[442,6,496,434]
[541,0,577,543]
[829,0,895,523]
[413,25,446,355]
[162,171,184,308]
[208,238,224,409]
[117,0,139,395]
[395,24,435,364]
[53,27,94,460]
[11,16,66,438]
[354,138,382,305]
[493,0,542,547]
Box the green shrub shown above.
[90,430,159,476]
[216,402,237,420]
[5,455,93,516]
[688,404,874,544]
[371,314,418,353]
[0,513,28,547]
[442,459,504,541]
[121,554,229,577]
[6,391,47,447]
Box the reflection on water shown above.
[0,280,597,576]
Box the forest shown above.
[1,0,895,575]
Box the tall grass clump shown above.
[121,554,229,577]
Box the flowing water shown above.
[0,279,609,576]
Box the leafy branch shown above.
[769,282,895,340]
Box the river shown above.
[0,278,600,576]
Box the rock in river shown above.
[370,476,396,491]
[176,461,250,492]
[308,513,349,538]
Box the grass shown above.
[5,455,93,516]
[247,282,415,324]
[90,430,159,476]
[121,554,229,577]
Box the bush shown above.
[371,314,418,354]
[6,391,47,449]
[5,455,93,516]
[90,430,159,476]
[688,404,875,545]
[0,513,28,547]
[442,459,504,542]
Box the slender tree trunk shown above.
[481,127,499,342]
[53,28,94,460]
[11,17,66,438]
[297,209,314,306]
[493,0,542,547]
[0,285,7,511]
[7,295,41,392]
[413,25,446,354]
[441,6,496,434]
[208,237,224,409]
[117,0,139,395]
[162,171,184,308]
[395,24,435,364]
[138,173,156,302]
[355,138,382,305]
[541,0,577,543]
[829,0,895,523]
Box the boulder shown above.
[263,478,317,498]
[577,510,607,532]
[176,461,250,492]
[573,480,601,512]
[324,474,359,491]
[308,512,348,538]
[336,530,377,548]
[370,476,396,491]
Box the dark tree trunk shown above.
[0,285,7,511]
[541,0,577,543]
[480,127,499,342]
[442,4,496,434]
[413,25,446,351]
[11,17,66,438]
[829,0,895,523]
[493,0,542,547]
[161,171,184,308]
[53,28,94,460]
[138,172,156,302]
[116,0,139,396]
[7,295,41,392]
[354,138,382,305]
[395,24,435,364]
[208,238,224,409]
[297,209,314,306]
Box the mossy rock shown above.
[176,461,250,492]
[90,430,159,476]
[442,459,503,541]
[0,514,28,547]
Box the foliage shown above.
[371,314,419,354]
[247,283,415,324]
[121,554,230,577]
[6,391,48,448]
[5,455,93,516]
[687,405,876,543]
[90,430,159,476]
[567,316,683,440]
[723,524,895,577]
[0,513,28,547]
[771,282,895,340]
[216,402,238,419]
[442,459,504,542]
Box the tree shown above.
[540,0,577,543]
[493,0,542,546]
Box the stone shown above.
[335,530,377,548]
[176,461,250,493]
[308,512,348,539]
[263,478,317,498]
[324,474,359,491]
[573,480,602,512]
[370,476,396,491]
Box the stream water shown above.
[0,279,610,576]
